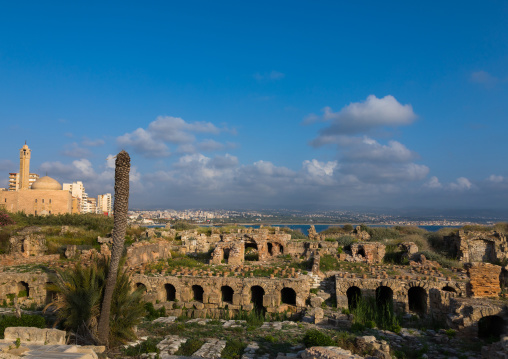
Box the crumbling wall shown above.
[9,226,47,256]
[466,262,502,297]
[350,242,385,264]
[446,230,508,263]
[132,274,310,317]
[335,276,466,317]
[0,272,50,306]
[126,240,172,267]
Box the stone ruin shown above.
[1,223,508,351]
[350,242,385,264]
[8,226,47,257]
[210,228,290,264]
[466,262,503,297]
[446,229,508,263]
[126,240,173,267]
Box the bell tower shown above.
[19,142,31,190]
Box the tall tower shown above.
[19,143,31,190]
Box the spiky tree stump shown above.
[97,150,130,346]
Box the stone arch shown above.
[267,243,273,256]
[221,285,234,304]
[442,285,456,293]
[408,286,427,315]
[135,283,147,293]
[346,286,362,310]
[358,247,366,258]
[165,283,176,301]
[250,285,265,313]
[192,285,204,303]
[244,241,259,261]
[375,286,393,311]
[478,315,505,340]
[281,287,296,305]
[223,247,230,261]
[17,281,29,297]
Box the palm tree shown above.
[46,256,145,345]
[97,150,130,346]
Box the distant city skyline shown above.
[0,2,507,211]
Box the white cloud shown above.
[470,70,498,87]
[341,137,416,163]
[424,176,442,189]
[117,128,170,158]
[198,139,225,152]
[117,116,226,158]
[311,95,416,143]
[488,174,504,183]
[449,177,473,191]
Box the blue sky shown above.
[1,1,507,211]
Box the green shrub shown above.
[350,295,400,332]
[145,302,166,320]
[319,255,340,272]
[221,339,247,359]
[0,314,46,339]
[175,338,204,356]
[303,329,335,347]
[123,337,160,356]
[336,236,355,249]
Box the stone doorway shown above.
[136,283,147,293]
[478,315,505,340]
[408,286,427,315]
[17,281,29,297]
[165,283,176,301]
[221,286,234,304]
[281,287,296,305]
[192,285,204,303]
[375,286,393,311]
[346,286,362,310]
[250,285,265,314]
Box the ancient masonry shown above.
[0,225,507,341]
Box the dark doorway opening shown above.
[165,283,176,301]
[192,285,204,302]
[442,286,456,293]
[375,286,393,311]
[281,287,296,305]
[268,243,273,256]
[251,285,265,314]
[18,281,29,297]
[136,283,147,293]
[358,247,366,257]
[347,286,362,310]
[221,286,234,304]
[245,242,259,261]
[478,315,505,340]
[408,286,427,315]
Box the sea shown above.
[148,224,459,236]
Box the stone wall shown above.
[466,262,502,297]
[0,272,50,306]
[335,276,466,318]
[446,230,508,263]
[126,240,173,267]
[8,226,47,256]
[447,297,508,338]
[131,274,310,316]
[350,242,385,264]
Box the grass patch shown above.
[175,338,205,356]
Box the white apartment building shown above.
[63,181,93,213]
[97,193,112,215]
